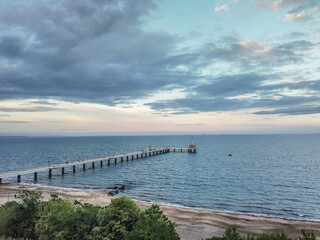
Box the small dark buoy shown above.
[228,154,232,156]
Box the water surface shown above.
[0,135,319,221]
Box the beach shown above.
[1,184,319,240]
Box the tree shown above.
[35,195,77,240]
[92,197,141,240]
[125,204,180,240]
[0,190,43,239]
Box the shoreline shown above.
[1,184,320,240]
[129,197,320,224]
[10,182,320,223]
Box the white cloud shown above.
[215,4,229,12]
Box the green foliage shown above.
[256,231,291,240]
[205,226,254,240]
[93,197,141,240]
[1,192,317,240]
[224,226,244,240]
[205,227,317,240]
[35,197,77,240]
[299,229,316,240]
[0,190,43,239]
[0,192,180,240]
[19,190,43,239]
[0,201,21,238]
[126,204,180,240]
[73,202,102,239]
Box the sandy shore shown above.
[1,184,319,240]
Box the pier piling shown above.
[0,145,196,183]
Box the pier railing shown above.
[0,146,196,184]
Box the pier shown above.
[0,145,197,184]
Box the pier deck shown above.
[0,146,196,183]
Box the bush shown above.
[299,229,316,240]
[256,231,291,240]
[205,227,316,240]
[205,226,254,240]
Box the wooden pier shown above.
[0,145,197,184]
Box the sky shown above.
[0,0,319,135]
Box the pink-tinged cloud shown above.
[283,11,312,22]
[256,0,308,10]
[239,40,263,49]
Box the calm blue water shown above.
[0,135,320,221]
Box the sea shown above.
[0,134,319,221]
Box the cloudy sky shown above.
[0,0,319,135]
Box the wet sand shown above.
[1,184,319,240]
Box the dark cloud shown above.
[195,73,274,97]
[0,107,65,112]
[287,31,306,38]
[148,94,320,115]
[287,0,319,12]
[255,0,319,23]
[198,39,316,69]
[0,120,30,124]
[0,0,319,118]
[147,72,320,115]
[0,0,193,104]
[254,106,320,115]
[0,36,24,58]
[255,0,319,11]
